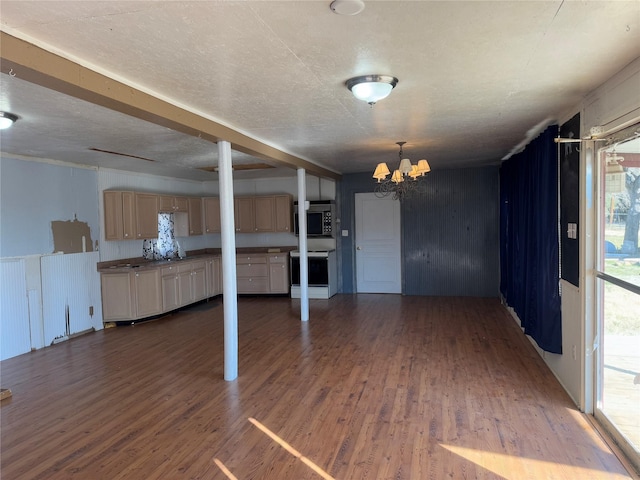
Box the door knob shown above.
[356,246,361,250]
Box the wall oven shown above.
[293,200,335,237]
[290,250,337,299]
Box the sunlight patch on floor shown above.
[213,458,238,480]
[248,417,335,480]
[440,444,630,479]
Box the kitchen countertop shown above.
[97,246,296,272]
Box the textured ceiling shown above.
[1,1,639,181]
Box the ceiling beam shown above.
[0,31,341,180]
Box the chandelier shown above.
[372,142,431,200]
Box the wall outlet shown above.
[342,230,349,237]
[572,345,577,360]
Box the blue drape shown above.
[500,126,562,354]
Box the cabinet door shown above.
[254,196,276,232]
[101,272,134,321]
[206,257,221,297]
[188,197,203,235]
[134,269,162,317]
[135,193,159,239]
[122,192,136,240]
[275,195,292,233]
[104,191,124,241]
[268,254,290,293]
[161,265,180,312]
[235,197,255,233]
[178,269,192,306]
[191,262,207,301]
[162,273,179,312]
[174,196,189,212]
[203,197,221,234]
[159,195,175,212]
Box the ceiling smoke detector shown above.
[330,0,365,16]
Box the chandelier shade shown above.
[372,142,431,201]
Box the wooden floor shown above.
[0,295,634,479]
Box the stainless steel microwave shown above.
[293,200,335,237]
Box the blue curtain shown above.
[500,126,562,354]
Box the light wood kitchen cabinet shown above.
[133,268,162,318]
[254,196,276,232]
[268,253,290,293]
[104,191,136,240]
[161,265,180,312]
[203,197,221,234]
[161,260,208,312]
[101,268,161,321]
[159,195,188,212]
[275,195,292,233]
[206,256,222,297]
[135,193,159,239]
[236,254,269,293]
[188,197,203,235]
[101,272,134,320]
[190,261,207,302]
[235,197,255,233]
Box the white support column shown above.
[297,168,309,322]
[218,140,238,381]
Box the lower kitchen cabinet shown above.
[101,268,161,321]
[206,257,222,297]
[236,253,290,294]
[268,253,289,293]
[101,272,134,321]
[101,251,288,323]
[134,269,162,318]
[236,254,269,293]
[102,256,221,323]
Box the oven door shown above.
[290,256,329,286]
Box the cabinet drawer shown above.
[189,261,206,270]
[236,255,267,265]
[268,254,288,264]
[161,265,177,276]
[237,277,269,293]
[178,262,194,273]
[236,263,268,277]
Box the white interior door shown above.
[355,193,401,293]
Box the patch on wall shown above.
[51,219,93,254]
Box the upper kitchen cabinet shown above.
[234,194,292,234]
[275,195,292,233]
[159,195,188,213]
[254,196,276,232]
[104,190,136,241]
[187,197,203,235]
[135,193,159,239]
[203,197,221,234]
[235,197,255,233]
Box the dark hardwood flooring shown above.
[0,295,633,479]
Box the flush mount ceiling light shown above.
[0,111,18,129]
[346,75,398,105]
[330,0,365,16]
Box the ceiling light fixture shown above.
[373,141,431,201]
[330,0,365,16]
[0,111,18,129]
[346,75,398,105]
